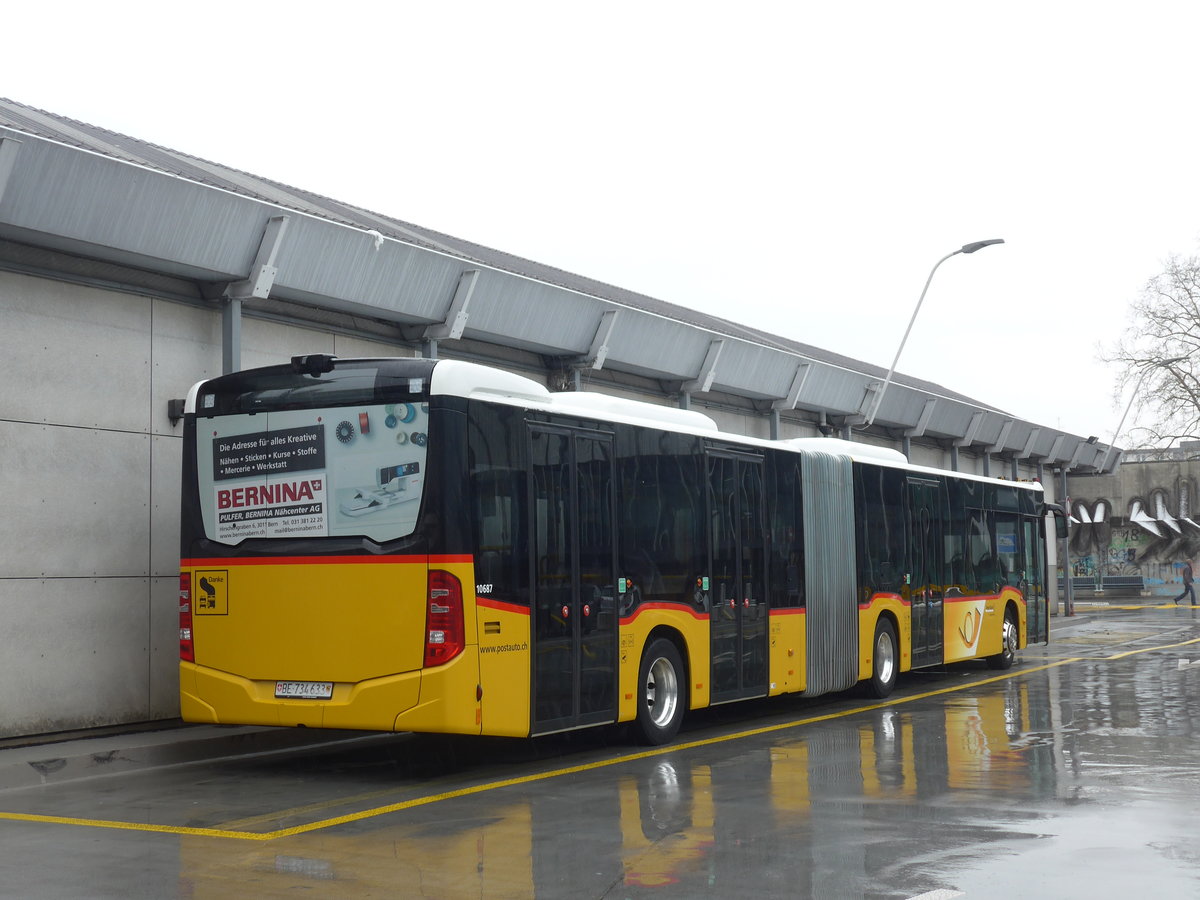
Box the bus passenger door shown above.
[907,479,944,668]
[529,426,618,735]
[1021,516,1048,643]
[707,451,768,703]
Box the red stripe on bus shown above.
[180,554,472,567]
[859,592,909,610]
[476,597,529,615]
[768,607,806,616]
[620,602,709,626]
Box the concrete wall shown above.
[1068,461,1200,595]
[0,270,410,738]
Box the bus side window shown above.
[768,457,804,609]
[994,513,1021,588]
[855,465,906,597]
[467,402,528,605]
[615,429,703,611]
[966,509,991,595]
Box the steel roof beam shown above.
[423,269,478,343]
[772,363,811,412]
[987,419,1015,455]
[855,380,882,424]
[577,309,619,371]
[905,399,938,438]
[898,399,938,459]
[0,137,20,204]
[681,339,724,395]
[224,214,290,301]
[1047,434,1067,464]
[1066,439,1088,470]
[1070,438,1105,473]
[1018,427,1042,459]
[954,411,985,448]
[769,363,812,439]
[220,214,290,373]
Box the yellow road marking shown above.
[4,635,1198,842]
[1073,602,1200,611]
[214,787,411,831]
[1056,631,1159,646]
[0,811,263,841]
[1105,635,1200,660]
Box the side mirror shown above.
[1042,502,1069,540]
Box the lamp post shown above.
[865,238,1005,427]
[1099,356,1187,473]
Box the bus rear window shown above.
[197,362,430,415]
[193,359,436,545]
[196,402,430,544]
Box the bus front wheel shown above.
[867,618,898,698]
[635,638,685,745]
[987,609,1018,670]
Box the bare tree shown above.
[1105,252,1200,447]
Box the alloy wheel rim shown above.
[876,631,895,684]
[647,657,678,727]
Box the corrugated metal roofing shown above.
[0,96,1112,471]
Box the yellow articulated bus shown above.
[179,355,1055,744]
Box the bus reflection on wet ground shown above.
[4,606,1200,898]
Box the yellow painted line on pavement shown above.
[0,810,269,841]
[214,787,407,832]
[4,635,1198,843]
[1073,602,1200,611]
[1104,634,1200,660]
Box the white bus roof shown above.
[189,357,1041,492]
[430,359,720,433]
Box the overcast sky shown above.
[6,2,1200,444]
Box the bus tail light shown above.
[179,573,195,662]
[425,569,464,668]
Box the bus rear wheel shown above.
[635,638,685,745]
[987,609,1018,670]
[866,618,898,698]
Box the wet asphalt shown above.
[2,602,1199,899]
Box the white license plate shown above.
[274,681,333,700]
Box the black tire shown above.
[634,638,685,745]
[866,618,899,698]
[987,608,1018,670]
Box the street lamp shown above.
[864,238,1005,427]
[1098,356,1187,473]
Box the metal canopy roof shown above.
[0,97,1112,473]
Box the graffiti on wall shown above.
[1069,476,1200,587]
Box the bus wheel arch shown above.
[866,614,899,699]
[633,630,688,745]
[987,603,1019,670]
